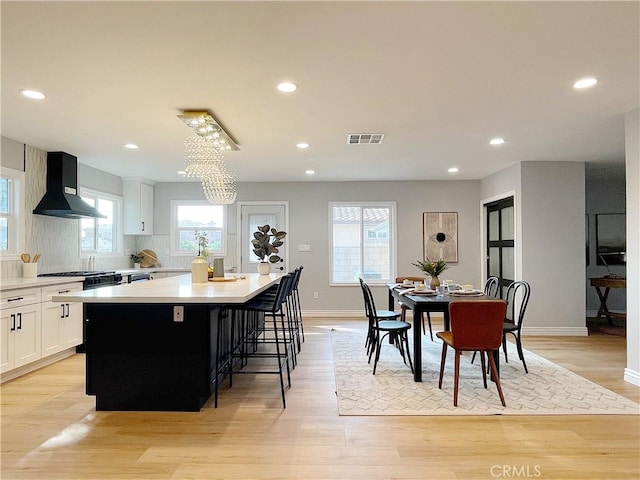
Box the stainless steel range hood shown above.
[33,152,105,219]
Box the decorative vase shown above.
[191,255,209,283]
[430,276,440,289]
[134,263,140,269]
[257,262,271,275]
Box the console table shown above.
[589,277,626,325]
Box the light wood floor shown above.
[1,317,638,480]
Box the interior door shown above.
[486,197,515,298]
[238,202,288,274]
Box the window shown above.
[0,167,25,257]
[170,201,227,256]
[330,202,396,285]
[79,188,122,257]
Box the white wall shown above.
[0,136,24,170]
[624,108,639,386]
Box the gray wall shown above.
[585,177,626,313]
[520,162,586,334]
[156,180,483,312]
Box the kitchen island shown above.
[53,273,282,411]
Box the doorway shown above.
[237,202,289,274]
[485,197,515,298]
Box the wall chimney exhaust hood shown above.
[33,152,105,219]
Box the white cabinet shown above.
[1,288,42,374]
[41,282,83,356]
[123,179,154,235]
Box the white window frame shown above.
[329,201,397,286]
[78,187,123,258]
[170,200,228,257]
[0,167,26,260]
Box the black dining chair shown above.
[483,276,500,297]
[502,280,531,373]
[359,278,413,375]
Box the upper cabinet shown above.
[123,178,155,235]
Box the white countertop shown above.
[1,276,86,290]
[53,272,282,304]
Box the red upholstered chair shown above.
[436,300,508,407]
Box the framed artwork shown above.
[422,212,458,263]
[596,213,626,265]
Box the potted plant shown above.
[412,257,448,289]
[252,224,287,274]
[130,254,142,268]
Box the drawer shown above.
[1,288,42,309]
[41,282,83,302]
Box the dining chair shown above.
[359,279,413,374]
[483,276,500,297]
[436,299,508,407]
[502,280,531,373]
[395,276,434,340]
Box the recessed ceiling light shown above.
[19,89,46,100]
[177,170,186,176]
[489,137,505,146]
[123,143,139,149]
[448,167,459,173]
[277,82,298,93]
[573,77,598,89]
[296,142,309,149]
[305,170,315,175]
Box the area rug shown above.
[331,328,639,416]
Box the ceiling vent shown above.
[347,133,385,145]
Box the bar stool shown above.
[214,274,293,408]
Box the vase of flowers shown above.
[412,258,448,289]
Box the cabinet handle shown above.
[7,296,24,302]
[60,304,65,319]
[10,314,16,331]
[17,312,22,330]
[58,289,70,294]
[65,304,70,317]
[141,221,145,231]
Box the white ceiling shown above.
[2,1,638,183]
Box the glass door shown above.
[486,197,514,298]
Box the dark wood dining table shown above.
[387,284,498,382]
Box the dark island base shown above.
[85,303,222,411]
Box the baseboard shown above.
[1,347,77,384]
[623,368,640,387]
[302,310,364,318]
[522,326,589,336]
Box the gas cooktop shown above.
[39,271,116,277]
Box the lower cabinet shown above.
[1,282,83,378]
[1,290,42,374]
[41,283,83,356]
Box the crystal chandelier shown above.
[177,110,239,151]
[200,164,237,205]
[179,111,238,205]
[183,137,226,178]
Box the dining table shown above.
[387,283,498,382]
